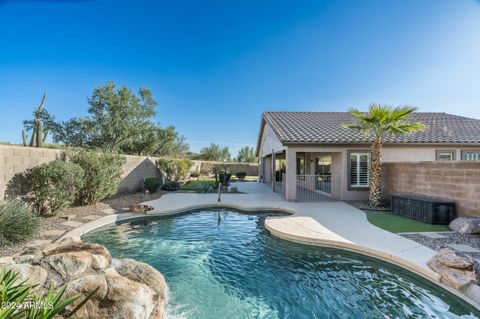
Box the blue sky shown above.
[1,0,480,155]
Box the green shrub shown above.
[157,158,194,181]
[200,162,214,175]
[0,200,39,246]
[197,181,218,193]
[161,181,180,191]
[144,178,162,193]
[218,171,232,186]
[235,172,247,180]
[176,159,193,180]
[25,160,85,215]
[190,171,200,178]
[0,268,97,318]
[156,158,175,181]
[71,150,126,205]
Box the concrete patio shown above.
[59,181,480,307]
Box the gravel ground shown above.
[346,200,391,211]
[0,190,166,257]
[401,232,480,281]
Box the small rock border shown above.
[401,232,480,282]
[346,200,391,211]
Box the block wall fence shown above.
[189,160,259,176]
[0,145,259,199]
[383,161,480,217]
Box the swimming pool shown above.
[83,208,480,319]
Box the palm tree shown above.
[343,103,425,207]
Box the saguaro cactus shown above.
[22,129,27,146]
[23,93,47,147]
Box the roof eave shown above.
[282,141,480,146]
[255,117,267,157]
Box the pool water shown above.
[83,209,480,319]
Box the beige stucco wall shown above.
[262,155,272,183]
[258,122,285,184]
[381,145,480,162]
[119,154,162,193]
[0,145,162,198]
[190,161,258,176]
[258,122,285,158]
[257,126,480,201]
[284,145,371,201]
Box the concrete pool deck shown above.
[59,181,480,308]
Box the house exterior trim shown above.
[346,149,371,191]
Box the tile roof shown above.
[262,111,480,145]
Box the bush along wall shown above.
[144,177,162,193]
[156,158,193,181]
[235,172,247,180]
[71,150,126,205]
[21,160,84,216]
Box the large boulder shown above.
[5,263,48,288]
[112,258,168,319]
[66,274,158,319]
[112,258,167,298]
[2,237,167,319]
[449,217,480,234]
[437,248,474,269]
[104,275,157,319]
[41,251,93,282]
[46,242,112,263]
[0,256,14,265]
[428,248,477,290]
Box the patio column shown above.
[258,157,263,182]
[285,148,296,201]
[271,151,276,192]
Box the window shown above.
[296,153,305,175]
[436,150,455,161]
[275,159,286,182]
[315,155,332,176]
[462,151,480,161]
[350,152,370,188]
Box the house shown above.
[255,112,480,201]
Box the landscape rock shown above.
[41,243,64,255]
[113,258,168,319]
[59,215,77,221]
[5,263,48,288]
[42,251,93,281]
[46,242,112,263]
[104,275,156,319]
[14,253,42,264]
[112,258,167,297]
[449,217,480,234]
[104,267,121,277]
[57,236,82,246]
[0,256,14,265]
[64,274,109,318]
[428,248,478,290]
[91,253,110,270]
[66,274,108,299]
[437,248,474,269]
[129,204,154,213]
[2,239,167,319]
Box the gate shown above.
[296,174,340,201]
